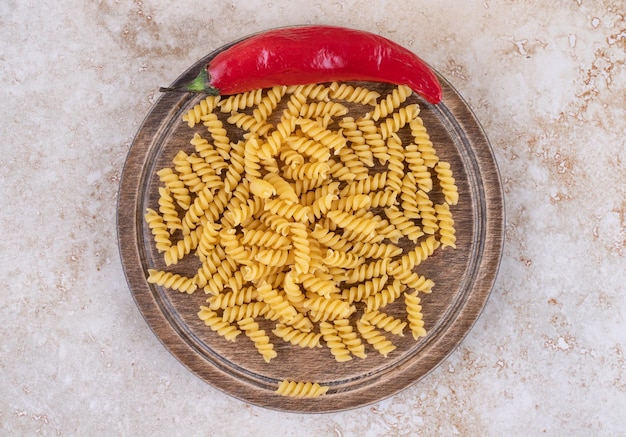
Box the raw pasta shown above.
[143,81,460,396]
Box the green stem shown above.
[159,69,219,95]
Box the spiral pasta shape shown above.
[157,186,183,233]
[278,144,305,168]
[304,295,354,322]
[221,302,269,323]
[257,282,298,323]
[227,111,273,137]
[415,190,438,235]
[336,146,369,181]
[299,101,348,119]
[323,249,362,269]
[264,198,312,223]
[287,222,311,275]
[181,185,213,234]
[282,269,304,304]
[344,259,391,284]
[255,248,292,267]
[367,84,413,121]
[332,318,367,359]
[187,154,224,193]
[202,112,231,160]
[223,141,246,193]
[219,89,263,112]
[364,279,406,313]
[349,241,402,259]
[391,268,434,294]
[435,161,459,206]
[197,307,241,342]
[385,134,405,193]
[258,116,297,161]
[435,203,457,249]
[410,117,439,168]
[356,320,396,357]
[378,104,419,140]
[275,380,329,397]
[252,85,287,122]
[361,310,406,336]
[309,225,352,252]
[299,273,337,299]
[237,317,276,363]
[327,210,378,236]
[147,269,197,294]
[182,95,221,127]
[224,197,264,228]
[263,172,299,205]
[329,82,380,105]
[338,117,366,146]
[144,81,462,381]
[296,118,346,154]
[206,286,257,310]
[241,228,292,250]
[164,229,200,266]
[393,235,440,272]
[189,133,228,175]
[144,208,171,253]
[404,292,427,340]
[384,206,424,243]
[342,275,389,304]
[403,144,433,192]
[272,324,322,349]
[283,161,330,180]
[399,173,421,220]
[243,133,263,179]
[286,83,331,100]
[285,135,331,163]
[157,168,191,210]
[319,321,352,362]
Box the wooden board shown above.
[117,42,504,413]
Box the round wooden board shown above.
[117,39,504,413]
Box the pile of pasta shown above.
[144,82,458,398]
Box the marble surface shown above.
[2,1,625,435]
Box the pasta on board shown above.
[142,82,461,396]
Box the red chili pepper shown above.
[162,25,442,104]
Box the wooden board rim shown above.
[116,39,504,413]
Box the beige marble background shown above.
[1,0,625,435]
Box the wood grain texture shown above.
[117,43,504,413]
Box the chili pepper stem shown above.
[159,69,219,95]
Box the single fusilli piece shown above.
[404,292,427,340]
[435,203,457,249]
[435,161,459,206]
[237,317,276,363]
[147,269,197,294]
[272,324,322,349]
[144,208,171,253]
[275,380,329,397]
